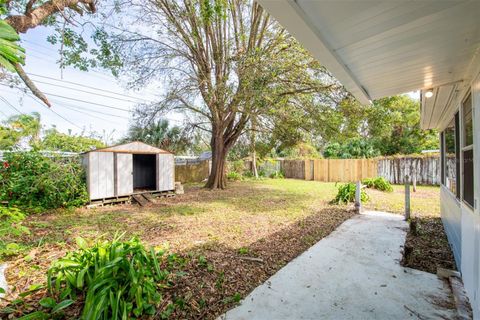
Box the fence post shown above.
[355,180,362,214]
[412,167,417,192]
[405,175,411,221]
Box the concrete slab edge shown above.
[449,275,473,320]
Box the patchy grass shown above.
[365,184,440,218]
[1,179,351,319]
[0,179,443,318]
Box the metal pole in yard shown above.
[405,175,411,221]
[355,180,362,214]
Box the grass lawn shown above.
[0,179,441,319]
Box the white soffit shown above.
[259,0,480,127]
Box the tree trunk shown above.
[205,134,228,189]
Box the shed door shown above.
[115,153,133,196]
[88,152,115,200]
[156,154,175,191]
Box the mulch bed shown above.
[401,217,456,274]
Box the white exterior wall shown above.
[461,72,480,318]
[86,152,115,200]
[440,71,480,318]
[156,154,175,191]
[440,186,461,267]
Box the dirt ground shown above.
[0,179,453,319]
[402,217,456,274]
[1,180,354,319]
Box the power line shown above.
[1,84,184,125]
[27,74,154,104]
[50,99,130,119]
[0,96,24,115]
[25,93,83,130]
[0,83,131,112]
[23,39,163,97]
[56,103,126,125]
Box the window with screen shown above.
[462,93,474,208]
[443,119,457,196]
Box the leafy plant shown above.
[333,183,369,204]
[226,171,242,181]
[46,236,174,319]
[0,152,88,211]
[269,170,285,179]
[0,19,25,72]
[0,207,30,258]
[362,177,393,192]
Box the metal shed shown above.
[82,141,175,201]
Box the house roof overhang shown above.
[258,0,480,130]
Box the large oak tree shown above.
[116,0,342,189]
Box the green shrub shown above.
[227,171,243,181]
[362,177,393,192]
[269,171,285,179]
[0,152,88,210]
[46,236,175,319]
[333,183,369,204]
[0,207,30,258]
[230,160,245,175]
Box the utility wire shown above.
[50,99,130,119]
[25,93,84,130]
[0,96,24,115]
[0,83,131,112]
[56,103,126,125]
[28,76,153,104]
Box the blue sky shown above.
[0,25,181,142]
[0,18,420,144]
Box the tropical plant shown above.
[0,151,88,210]
[226,171,242,181]
[46,236,174,319]
[269,171,285,179]
[333,183,369,205]
[122,119,190,154]
[40,128,105,152]
[0,19,25,72]
[323,138,380,159]
[0,206,29,258]
[362,177,393,192]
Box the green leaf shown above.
[51,299,74,314]
[39,297,56,309]
[16,311,49,320]
[76,237,88,249]
[0,287,5,294]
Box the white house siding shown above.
[462,72,480,319]
[461,206,479,318]
[440,186,462,268]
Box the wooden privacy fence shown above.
[377,156,441,185]
[175,160,210,183]
[300,159,378,182]
[244,155,441,185]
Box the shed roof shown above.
[85,141,173,154]
[258,0,480,130]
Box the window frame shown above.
[441,114,460,199]
[461,92,474,209]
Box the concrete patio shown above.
[221,211,457,320]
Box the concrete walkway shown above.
[221,211,456,320]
